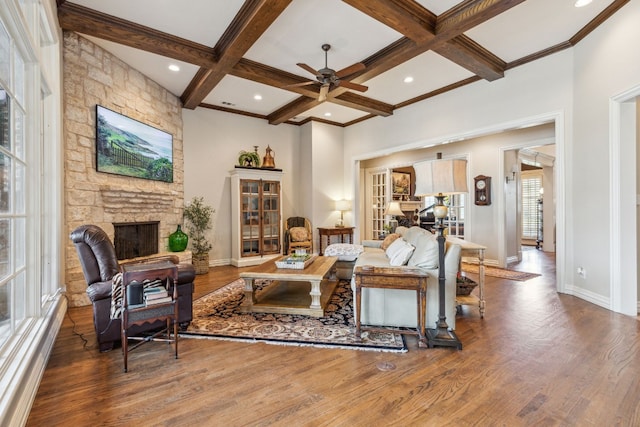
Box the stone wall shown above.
[63,32,185,306]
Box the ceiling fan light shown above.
[574,0,592,7]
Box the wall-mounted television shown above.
[96,105,173,183]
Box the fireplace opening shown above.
[113,221,159,260]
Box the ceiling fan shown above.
[287,44,368,102]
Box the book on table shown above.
[144,286,168,300]
[145,295,172,305]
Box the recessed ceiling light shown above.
[404,76,414,83]
[254,94,262,101]
[574,0,592,7]
[168,64,180,72]
[324,112,332,117]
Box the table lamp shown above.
[384,201,404,233]
[414,153,468,350]
[335,199,351,227]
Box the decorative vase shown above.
[192,253,209,275]
[168,225,188,252]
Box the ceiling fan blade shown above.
[318,84,329,102]
[335,62,365,78]
[297,63,321,78]
[336,80,368,93]
[283,81,317,88]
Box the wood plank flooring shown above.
[27,248,640,426]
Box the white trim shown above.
[0,297,66,425]
[609,84,640,315]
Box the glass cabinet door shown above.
[239,179,280,257]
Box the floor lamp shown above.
[414,154,468,350]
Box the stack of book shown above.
[144,286,172,306]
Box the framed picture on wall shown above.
[392,172,410,198]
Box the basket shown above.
[456,277,478,296]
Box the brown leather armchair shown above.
[70,224,195,352]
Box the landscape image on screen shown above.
[96,105,173,183]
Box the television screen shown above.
[96,105,173,183]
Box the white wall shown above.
[571,1,640,302]
[183,108,300,264]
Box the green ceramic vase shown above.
[168,225,188,252]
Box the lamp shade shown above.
[384,201,405,216]
[413,158,468,196]
[335,199,351,211]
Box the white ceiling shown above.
[67,0,620,126]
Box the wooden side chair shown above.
[284,217,313,254]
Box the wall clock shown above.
[474,175,491,206]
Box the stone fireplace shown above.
[63,32,188,307]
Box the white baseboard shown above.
[562,284,611,311]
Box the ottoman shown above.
[323,243,364,280]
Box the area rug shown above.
[181,279,407,352]
[461,263,540,281]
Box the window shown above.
[522,172,543,240]
[0,18,28,346]
[421,193,465,238]
[370,171,386,239]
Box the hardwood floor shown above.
[27,250,640,426]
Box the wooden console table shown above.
[353,266,428,348]
[447,236,486,318]
[317,227,354,255]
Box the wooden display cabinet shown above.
[230,167,283,267]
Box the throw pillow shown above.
[324,243,364,261]
[380,233,400,250]
[407,232,439,269]
[385,237,415,266]
[289,227,308,242]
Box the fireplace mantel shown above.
[100,186,174,214]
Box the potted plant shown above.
[183,196,214,275]
[238,147,261,168]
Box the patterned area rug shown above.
[461,263,541,281]
[181,279,407,352]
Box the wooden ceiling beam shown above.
[330,92,394,117]
[57,3,216,68]
[268,97,323,125]
[181,0,292,109]
[433,35,505,81]
[342,0,519,83]
[435,0,526,40]
[230,59,321,99]
[341,0,436,44]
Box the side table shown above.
[121,260,179,372]
[318,226,354,255]
[354,266,428,348]
[447,236,486,318]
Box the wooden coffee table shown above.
[239,255,338,317]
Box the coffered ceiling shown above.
[56,0,629,126]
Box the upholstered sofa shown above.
[70,224,196,352]
[350,226,461,330]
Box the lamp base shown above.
[426,327,462,350]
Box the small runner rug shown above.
[461,263,540,281]
[181,279,407,352]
